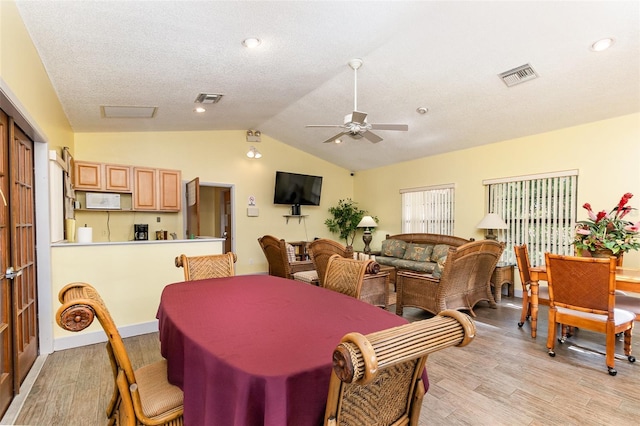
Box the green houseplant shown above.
[325,199,375,247]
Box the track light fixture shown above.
[246,130,262,143]
[246,146,262,159]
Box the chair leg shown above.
[606,330,617,376]
[546,313,557,357]
[624,329,636,363]
[518,292,530,327]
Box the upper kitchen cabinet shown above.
[73,161,131,192]
[134,167,181,212]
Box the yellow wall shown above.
[73,131,354,274]
[355,113,640,268]
[0,0,73,150]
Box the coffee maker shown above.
[134,224,148,241]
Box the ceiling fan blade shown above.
[370,123,409,131]
[351,111,367,124]
[323,132,348,144]
[306,124,344,128]
[362,131,383,143]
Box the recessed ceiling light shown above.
[591,38,615,52]
[194,107,206,113]
[242,38,262,48]
[416,107,429,114]
[335,139,342,144]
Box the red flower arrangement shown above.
[574,193,640,254]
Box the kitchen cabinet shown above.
[73,161,131,192]
[133,167,181,211]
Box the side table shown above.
[491,263,515,302]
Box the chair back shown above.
[175,252,237,280]
[324,254,374,299]
[545,254,615,315]
[439,240,504,297]
[514,244,533,292]
[308,239,354,287]
[258,235,291,278]
[324,310,476,426]
[56,282,175,424]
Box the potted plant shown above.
[573,192,640,257]
[325,199,375,247]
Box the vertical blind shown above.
[484,171,578,266]
[401,185,455,235]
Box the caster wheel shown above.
[517,322,524,327]
[557,338,564,344]
[608,368,617,376]
[629,356,636,363]
[548,351,555,357]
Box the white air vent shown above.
[194,93,224,104]
[498,64,538,87]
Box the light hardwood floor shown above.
[10,298,640,425]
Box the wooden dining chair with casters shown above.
[56,282,184,425]
[308,238,354,287]
[175,251,237,280]
[514,244,550,337]
[545,254,636,376]
[324,310,476,426]
[258,235,315,280]
[324,254,379,299]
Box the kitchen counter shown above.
[51,237,224,247]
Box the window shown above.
[483,170,578,267]
[401,184,455,235]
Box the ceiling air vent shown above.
[498,64,538,87]
[194,93,224,104]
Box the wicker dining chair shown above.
[514,244,550,337]
[308,239,354,287]
[56,282,184,425]
[323,254,378,299]
[175,252,237,280]
[324,309,476,426]
[545,254,635,376]
[258,235,315,279]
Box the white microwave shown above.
[85,193,121,210]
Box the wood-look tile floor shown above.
[11,298,640,425]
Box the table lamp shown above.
[476,213,507,240]
[357,215,378,254]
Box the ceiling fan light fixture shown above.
[194,107,206,113]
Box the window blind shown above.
[401,185,455,235]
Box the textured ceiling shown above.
[15,1,640,171]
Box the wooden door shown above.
[133,167,157,210]
[222,189,231,253]
[159,169,181,211]
[186,177,200,239]
[10,124,38,387]
[105,164,131,192]
[0,110,13,415]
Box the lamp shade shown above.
[476,213,507,230]
[357,216,377,228]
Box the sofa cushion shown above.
[431,244,451,262]
[381,239,407,258]
[432,255,448,279]
[402,243,434,262]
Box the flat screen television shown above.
[273,171,323,207]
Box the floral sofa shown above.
[375,233,472,283]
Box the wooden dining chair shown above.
[545,254,636,376]
[514,244,550,337]
[308,238,354,287]
[324,309,476,425]
[323,254,378,299]
[258,235,315,279]
[56,282,184,425]
[175,252,237,280]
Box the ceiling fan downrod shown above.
[348,58,363,112]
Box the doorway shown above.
[185,179,234,253]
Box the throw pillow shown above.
[431,244,451,262]
[403,243,434,261]
[285,243,296,263]
[381,239,407,258]
[432,255,448,279]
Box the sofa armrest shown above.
[397,270,440,283]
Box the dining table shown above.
[156,274,416,426]
[527,266,640,337]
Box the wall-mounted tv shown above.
[273,171,323,206]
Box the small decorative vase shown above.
[581,248,623,266]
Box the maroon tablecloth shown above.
[157,275,423,426]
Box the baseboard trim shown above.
[53,320,159,351]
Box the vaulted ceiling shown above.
[15,1,640,171]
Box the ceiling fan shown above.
[306,58,408,144]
